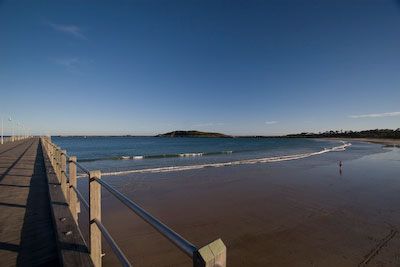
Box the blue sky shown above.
[1,0,399,136]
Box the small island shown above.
[156,130,232,138]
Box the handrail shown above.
[94,177,197,257]
[71,185,89,210]
[41,136,226,267]
[74,161,91,175]
[42,137,91,175]
[93,218,132,267]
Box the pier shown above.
[0,137,226,267]
[0,138,59,266]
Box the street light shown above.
[17,122,20,141]
[8,117,13,142]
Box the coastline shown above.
[324,137,400,146]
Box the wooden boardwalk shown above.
[0,138,59,266]
[0,137,226,267]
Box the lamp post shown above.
[9,117,13,142]
[17,122,20,141]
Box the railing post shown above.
[61,150,67,200]
[193,239,226,267]
[45,139,49,155]
[51,143,55,166]
[47,140,52,164]
[58,148,62,180]
[57,147,62,179]
[51,144,55,166]
[54,147,59,179]
[54,147,58,176]
[89,170,102,267]
[69,156,78,222]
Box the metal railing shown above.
[41,137,226,267]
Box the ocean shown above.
[52,136,352,176]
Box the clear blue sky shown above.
[1,0,399,135]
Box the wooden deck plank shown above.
[0,138,93,266]
[0,138,59,266]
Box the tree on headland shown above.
[286,129,400,139]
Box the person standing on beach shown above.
[339,161,343,175]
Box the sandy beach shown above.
[327,138,400,146]
[76,141,400,267]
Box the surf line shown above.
[77,142,351,178]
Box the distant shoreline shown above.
[52,136,400,145]
[324,137,400,146]
[52,128,400,142]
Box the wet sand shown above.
[328,137,400,146]
[80,142,400,266]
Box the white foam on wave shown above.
[179,153,204,157]
[120,155,145,160]
[91,141,351,177]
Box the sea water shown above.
[52,136,352,176]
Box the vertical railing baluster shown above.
[89,170,102,267]
[61,150,67,200]
[54,147,59,179]
[49,142,53,165]
[51,142,55,166]
[54,147,58,179]
[50,141,53,165]
[69,156,78,222]
[57,147,62,179]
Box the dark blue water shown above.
[52,136,343,173]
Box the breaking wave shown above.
[79,150,234,162]
[85,142,351,177]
